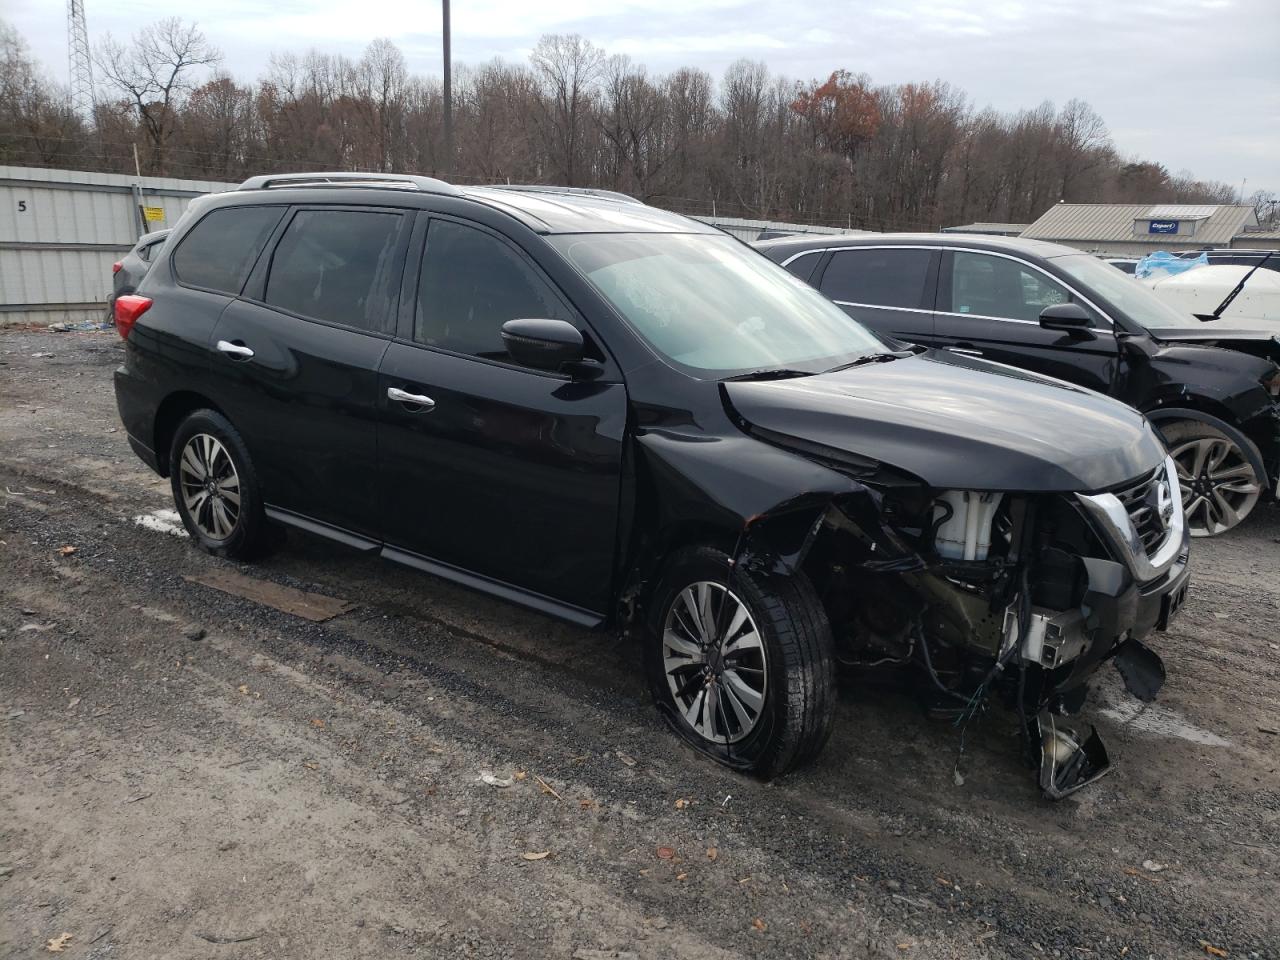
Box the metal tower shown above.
[66,0,95,120]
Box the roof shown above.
[460,186,714,234]
[1021,203,1258,246]
[941,222,1030,235]
[753,231,1084,260]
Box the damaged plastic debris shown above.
[1033,713,1112,800]
[1113,638,1166,703]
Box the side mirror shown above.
[1039,302,1096,339]
[501,318,585,372]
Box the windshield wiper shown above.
[722,368,815,382]
[823,350,913,374]
[1196,250,1275,322]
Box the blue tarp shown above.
[1135,250,1207,280]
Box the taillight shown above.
[112,261,123,274]
[114,294,153,340]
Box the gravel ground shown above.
[1,329,1277,960]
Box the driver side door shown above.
[376,216,628,624]
[935,250,1119,394]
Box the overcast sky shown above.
[9,0,1278,193]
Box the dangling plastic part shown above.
[1033,713,1112,800]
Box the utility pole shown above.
[442,0,453,178]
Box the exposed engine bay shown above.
[743,455,1189,799]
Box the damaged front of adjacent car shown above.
[719,349,1192,798]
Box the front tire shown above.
[646,546,836,778]
[1161,419,1263,537]
[169,409,273,560]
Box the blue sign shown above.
[1148,220,1180,234]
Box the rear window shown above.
[173,206,283,295]
[819,248,932,309]
[265,209,404,332]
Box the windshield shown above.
[549,233,886,377]
[1053,254,1206,329]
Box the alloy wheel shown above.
[1169,435,1261,537]
[662,581,768,744]
[179,433,242,541]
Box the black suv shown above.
[114,174,1190,796]
[757,234,1280,537]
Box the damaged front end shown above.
[747,449,1191,800]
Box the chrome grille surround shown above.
[1074,456,1187,583]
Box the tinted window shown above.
[173,206,283,295]
[950,251,1096,324]
[782,251,821,282]
[416,219,569,360]
[265,209,403,332]
[819,248,932,309]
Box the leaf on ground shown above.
[751,918,767,933]
[897,941,915,950]
[578,798,594,810]
[675,872,687,881]
[1199,942,1228,958]
[706,847,718,861]
[480,772,513,788]
[655,846,675,860]
[513,770,527,781]
[237,685,249,695]
[616,751,637,767]
[46,933,72,952]
[522,851,551,861]
[58,546,76,556]
[674,798,689,809]
[310,718,325,728]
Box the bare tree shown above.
[95,17,221,173]
[529,34,603,185]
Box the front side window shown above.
[820,248,932,309]
[949,251,1094,324]
[173,206,283,295]
[264,209,403,332]
[549,232,886,377]
[415,219,570,360]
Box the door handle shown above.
[387,386,436,411]
[216,340,255,360]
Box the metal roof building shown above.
[941,222,1030,236]
[1019,202,1260,256]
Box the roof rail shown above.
[237,172,460,195]
[484,184,643,206]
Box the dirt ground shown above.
[1,329,1277,960]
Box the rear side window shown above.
[173,206,283,295]
[820,248,932,309]
[415,219,570,360]
[264,209,404,332]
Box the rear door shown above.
[935,249,1119,393]
[377,216,627,621]
[812,246,939,344]
[209,205,412,540]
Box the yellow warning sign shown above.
[142,206,165,223]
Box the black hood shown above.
[724,351,1166,492]
[1145,327,1280,364]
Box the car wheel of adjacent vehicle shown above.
[169,409,273,559]
[646,546,836,778]
[1162,419,1263,537]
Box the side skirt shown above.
[263,504,605,629]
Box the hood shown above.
[1145,327,1280,363]
[724,351,1166,492]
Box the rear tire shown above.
[169,409,275,560]
[646,545,836,778]
[1161,419,1263,537]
